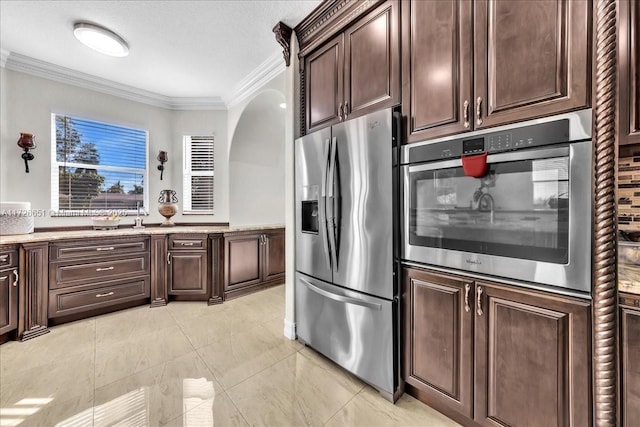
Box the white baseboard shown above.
[283,318,296,340]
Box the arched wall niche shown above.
[228,89,286,226]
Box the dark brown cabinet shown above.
[167,234,208,298]
[403,269,473,419]
[403,266,591,427]
[474,280,591,427]
[304,0,399,133]
[0,247,19,338]
[48,237,150,321]
[620,293,640,427]
[619,0,640,146]
[224,228,285,299]
[402,0,590,143]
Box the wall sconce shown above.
[17,133,36,173]
[157,150,168,180]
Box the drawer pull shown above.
[12,269,19,287]
[96,247,115,251]
[476,286,484,316]
[96,266,115,272]
[96,292,115,298]
[0,255,8,262]
[181,242,195,246]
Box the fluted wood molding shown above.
[593,0,619,425]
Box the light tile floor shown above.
[0,284,460,427]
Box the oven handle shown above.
[407,145,571,173]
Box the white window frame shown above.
[183,135,215,215]
[50,114,149,216]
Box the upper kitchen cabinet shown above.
[402,0,591,143]
[619,0,640,146]
[303,0,400,134]
[402,0,473,143]
[474,0,590,128]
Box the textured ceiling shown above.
[0,0,320,100]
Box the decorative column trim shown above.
[150,235,168,307]
[273,22,293,67]
[19,242,50,341]
[592,0,618,425]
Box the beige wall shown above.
[0,69,228,227]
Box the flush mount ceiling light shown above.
[73,22,129,57]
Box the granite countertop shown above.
[0,224,285,245]
[620,241,640,295]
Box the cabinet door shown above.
[0,268,18,335]
[305,33,344,133]
[402,0,472,143]
[344,0,400,120]
[621,306,640,427]
[168,251,208,295]
[619,0,640,145]
[224,234,262,291]
[263,230,285,282]
[403,268,473,418]
[474,282,590,427]
[474,0,590,129]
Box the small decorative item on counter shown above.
[92,214,120,230]
[158,189,178,227]
[0,201,34,235]
[619,241,640,295]
[133,201,145,229]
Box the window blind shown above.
[183,136,214,213]
[51,114,148,214]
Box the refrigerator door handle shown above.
[327,137,339,271]
[321,138,332,270]
[299,277,382,311]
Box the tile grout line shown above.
[92,319,97,427]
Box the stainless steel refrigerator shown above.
[295,108,399,401]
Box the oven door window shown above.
[410,156,569,264]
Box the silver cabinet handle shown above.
[464,283,471,313]
[96,292,114,298]
[338,103,344,121]
[12,268,19,287]
[181,242,195,246]
[476,97,483,126]
[0,254,8,262]
[96,266,115,272]
[96,247,115,251]
[476,285,484,316]
[463,100,470,128]
[344,101,349,119]
[167,252,171,265]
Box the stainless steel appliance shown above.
[295,108,400,401]
[402,110,592,293]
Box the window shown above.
[51,114,148,214]
[183,136,214,214]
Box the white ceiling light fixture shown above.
[73,22,129,57]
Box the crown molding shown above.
[0,49,9,67]
[225,51,285,108]
[3,51,226,110]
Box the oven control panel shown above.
[409,119,571,163]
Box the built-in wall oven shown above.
[401,110,592,293]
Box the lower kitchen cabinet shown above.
[620,293,640,427]
[403,266,591,427]
[49,237,150,323]
[167,234,209,298]
[403,268,473,418]
[224,228,285,299]
[0,247,19,338]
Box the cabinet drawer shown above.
[169,235,208,251]
[50,254,149,289]
[50,237,149,261]
[0,248,18,269]
[49,278,150,318]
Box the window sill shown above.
[182,211,214,215]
